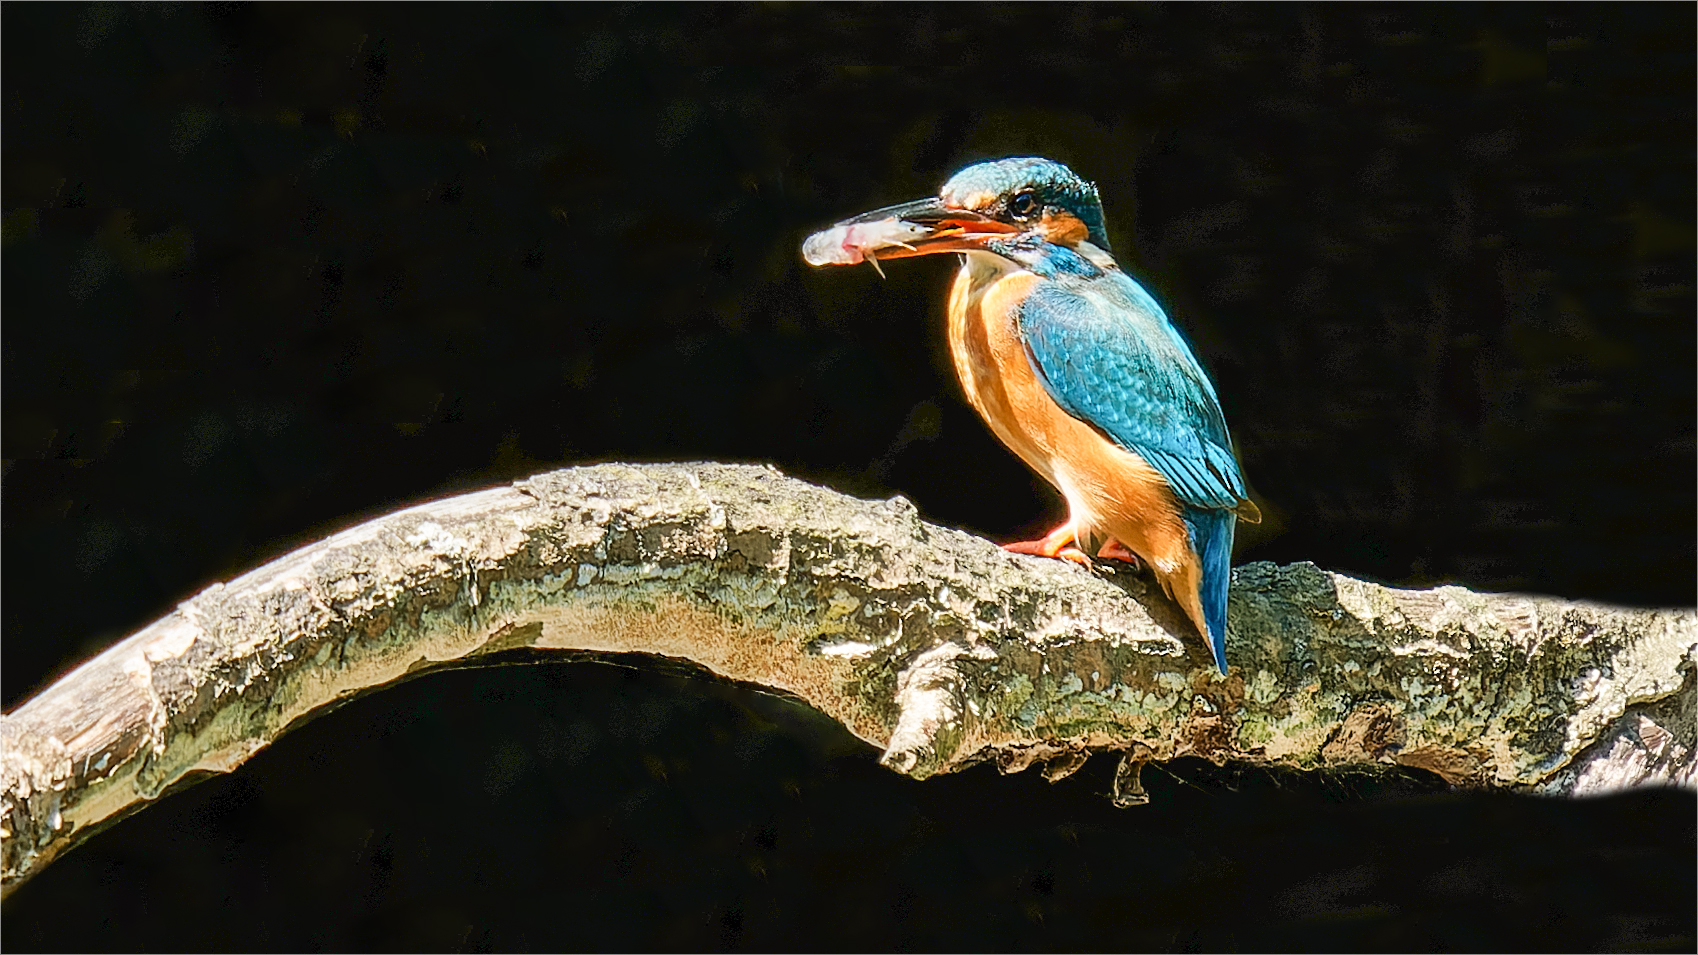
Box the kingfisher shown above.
[803,157,1259,674]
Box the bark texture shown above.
[2,462,1693,895]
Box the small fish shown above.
[802,219,930,268]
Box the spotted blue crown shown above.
[941,157,1112,251]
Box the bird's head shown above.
[803,157,1112,272]
[936,157,1111,252]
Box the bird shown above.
[803,156,1259,675]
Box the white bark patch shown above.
[882,643,968,773]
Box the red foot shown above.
[998,519,1093,564]
[1095,538,1142,572]
[1002,522,1092,566]
[1003,522,1143,572]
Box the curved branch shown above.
[3,463,1693,894]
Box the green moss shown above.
[1237,715,1275,748]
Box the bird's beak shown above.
[841,197,1020,258]
[802,197,1019,270]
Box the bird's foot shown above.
[1002,523,1094,567]
[1004,525,1144,572]
[1094,538,1142,572]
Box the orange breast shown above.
[946,263,1197,587]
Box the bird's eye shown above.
[1008,191,1038,219]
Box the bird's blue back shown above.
[1009,244,1244,670]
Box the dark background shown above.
[4,3,1693,950]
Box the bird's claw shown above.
[1002,522,1080,560]
[1094,538,1142,572]
[1003,538,1093,564]
[1003,524,1140,572]
[1052,545,1094,567]
[1002,522,1098,568]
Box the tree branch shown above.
[3,462,1693,895]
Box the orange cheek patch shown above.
[1040,211,1088,245]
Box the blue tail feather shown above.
[1183,506,1236,675]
